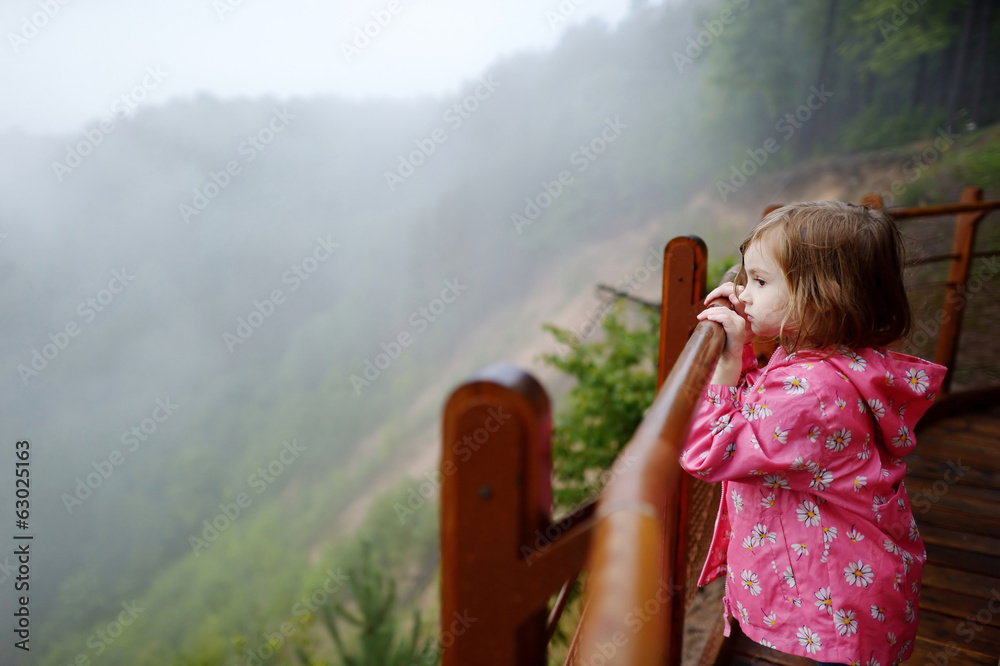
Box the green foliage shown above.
[311,542,438,666]
[541,302,660,510]
[837,106,949,153]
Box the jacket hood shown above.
[815,348,947,457]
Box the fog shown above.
[0,0,996,663]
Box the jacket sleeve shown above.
[680,355,853,494]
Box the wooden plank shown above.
[916,505,1000,538]
[906,456,999,489]
[907,476,1000,505]
[920,586,1000,628]
[917,431,1000,462]
[922,564,1000,600]
[725,633,813,666]
[911,636,997,666]
[918,523,1000,557]
[918,609,1000,657]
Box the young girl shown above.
[680,201,946,666]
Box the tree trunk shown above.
[803,0,840,155]
[971,0,992,124]
[912,53,927,109]
[946,0,977,123]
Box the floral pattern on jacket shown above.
[680,344,946,666]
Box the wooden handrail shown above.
[572,316,725,664]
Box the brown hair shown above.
[734,201,911,353]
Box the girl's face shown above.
[737,240,792,338]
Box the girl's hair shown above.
[734,201,911,352]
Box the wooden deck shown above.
[718,404,1000,666]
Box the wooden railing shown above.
[439,189,1000,665]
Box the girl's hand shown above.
[703,281,747,319]
[698,282,751,385]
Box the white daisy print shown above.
[773,426,789,444]
[736,600,749,623]
[706,391,722,406]
[866,656,880,666]
[835,397,847,410]
[857,441,871,461]
[755,402,773,420]
[810,468,834,492]
[731,489,744,513]
[871,604,886,622]
[797,625,822,654]
[868,398,886,421]
[886,632,897,646]
[884,371,895,386]
[723,441,736,460]
[742,535,759,554]
[857,398,867,414]
[791,542,808,559]
[807,425,820,442]
[846,526,865,542]
[844,559,875,587]
[797,499,821,527]
[790,456,816,472]
[783,565,796,588]
[891,425,912,448]
[759,638,776,649]
[814,587,833,615]
[893,573,903,590]
[787,596,802,607]
[853,476,868,492]
[763,611,777,627]
[710,414,733,436]
[823,526,838,544]
[882,539,900,556]
[760,492,775,509]
[904,599,915,623]
[826,428,852,452]
[834,608,859,636]
[909,517,920,541]
[763,474,790,490]
[846,352,868,372]
[741,402,755,421]
[904,368,930,394]
[741,569,762,596]
[751,522,776,544]
[783,376,808,394]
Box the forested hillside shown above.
[0,1,995,664]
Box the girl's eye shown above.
[756,278,766,287]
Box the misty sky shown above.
[0,0,663,135]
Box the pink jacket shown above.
[680,344,946,666]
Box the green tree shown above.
[541,302,660,510]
